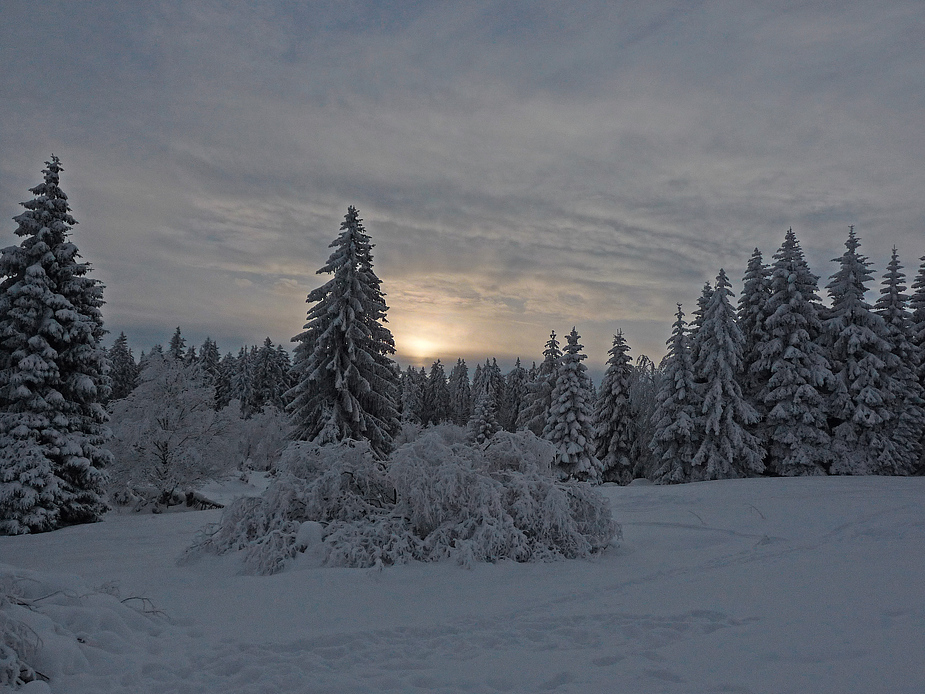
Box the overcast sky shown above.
[2,0,923,376]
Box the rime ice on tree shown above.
[543,328,601,483]
[287,206,400,457]
[593,331,636,484]
[650,305,698,484]
[758,228,833,476]
[0,156,111,534]
[691,270,764,480]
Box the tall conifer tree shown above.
[650,306,698,483]
[759,228,833,475]
[691,270,765,480]
[544,328,601,482]
[593,332,636,484]
[517,331,561,436]
[288,206,399,456]
[823,228,904,474]
[0,156,111,533]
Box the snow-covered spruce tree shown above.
[517,331,561,436]
[874,248,925,474]
[544,328,602,482]
[108,332,139,401]
[691,269,765,480]
[287,206,400,457]
[688,281,713,369]
[0,156,111,534]
[214,351,236,410]
[758,228,834,475]
[737,249,772,422]
[251,337,291,413]
[650,305,698,483]
[422,360,451,425]
[500,358,528,432]
[197,337,221,390]
[911,255,925,472]
[231,346,255,418]
[400,365,425,424]
[447,358,471,426]
[823,228,909,475]
[468,387,501,445]
[167,327,186,360]
[593,331,636,484]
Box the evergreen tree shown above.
[197,337,221,389]
[168,327,186,360]
[287,206,400,456]
[737,249,773,414]
[422,359,451,425]
[911,256,925,390]
[650,305,698,483]
[500,358,528,432]
[483,358,504,411]
[231,346,255,418]
[0,156,111,533]
[593,331,636,484]
[517,331,561,436]
[824,229,909,474]
[447,358,472,426]
[758,228,833,475]
[399,365,425,424]
[873,248,925,474]
[543,328,601,482]
[691,269,765,480]
[108,332,139,401]
[214,352,235,410]
[468,388,500,445]
[689,281,713,369]
[252,338,291,412]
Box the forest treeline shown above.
[1,157,924,537]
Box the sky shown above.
[2,0,924,377]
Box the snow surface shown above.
[2,476,924,693]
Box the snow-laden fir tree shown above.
[231,346,255,418]
[0,156,111,534]
[400,365,425,424]
[873,248,925,474]
[423,360,451,425]
[167,327,186,360]
[823,228,909,475]
[910,255,925,473]
[543,328,602,482]
[500,358,528,432]
[911,256,925,390]
[108,332,139,401]
[468,387,501,445]
[758,228,834,476]
[214,351,235,410]
[517,331,561,436]
[447,358,471,426]
[688,281,713,369]
[737,249,772,418]
[197,337,221,390]
[593,331,636,484]
[650,305,698,483]
[691,269,765,480]
[287,206,400,457]
[250,338,291,412]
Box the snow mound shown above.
[186,431,620,574]
[0,563,170,690]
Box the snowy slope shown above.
[1,476,923,693]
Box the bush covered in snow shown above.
[186,430,620,574]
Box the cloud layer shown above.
[2,0,923,373]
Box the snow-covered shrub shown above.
[187,431,619,574]
[234,405,292,472]
[1,575,39,687]
[107,354,238,510]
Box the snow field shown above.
[1,476,924,693]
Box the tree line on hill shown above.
[1,157,923,536]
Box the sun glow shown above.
[400,335,443,362]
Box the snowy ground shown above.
[2,476,924,693]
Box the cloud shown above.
[1,0,923,367]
